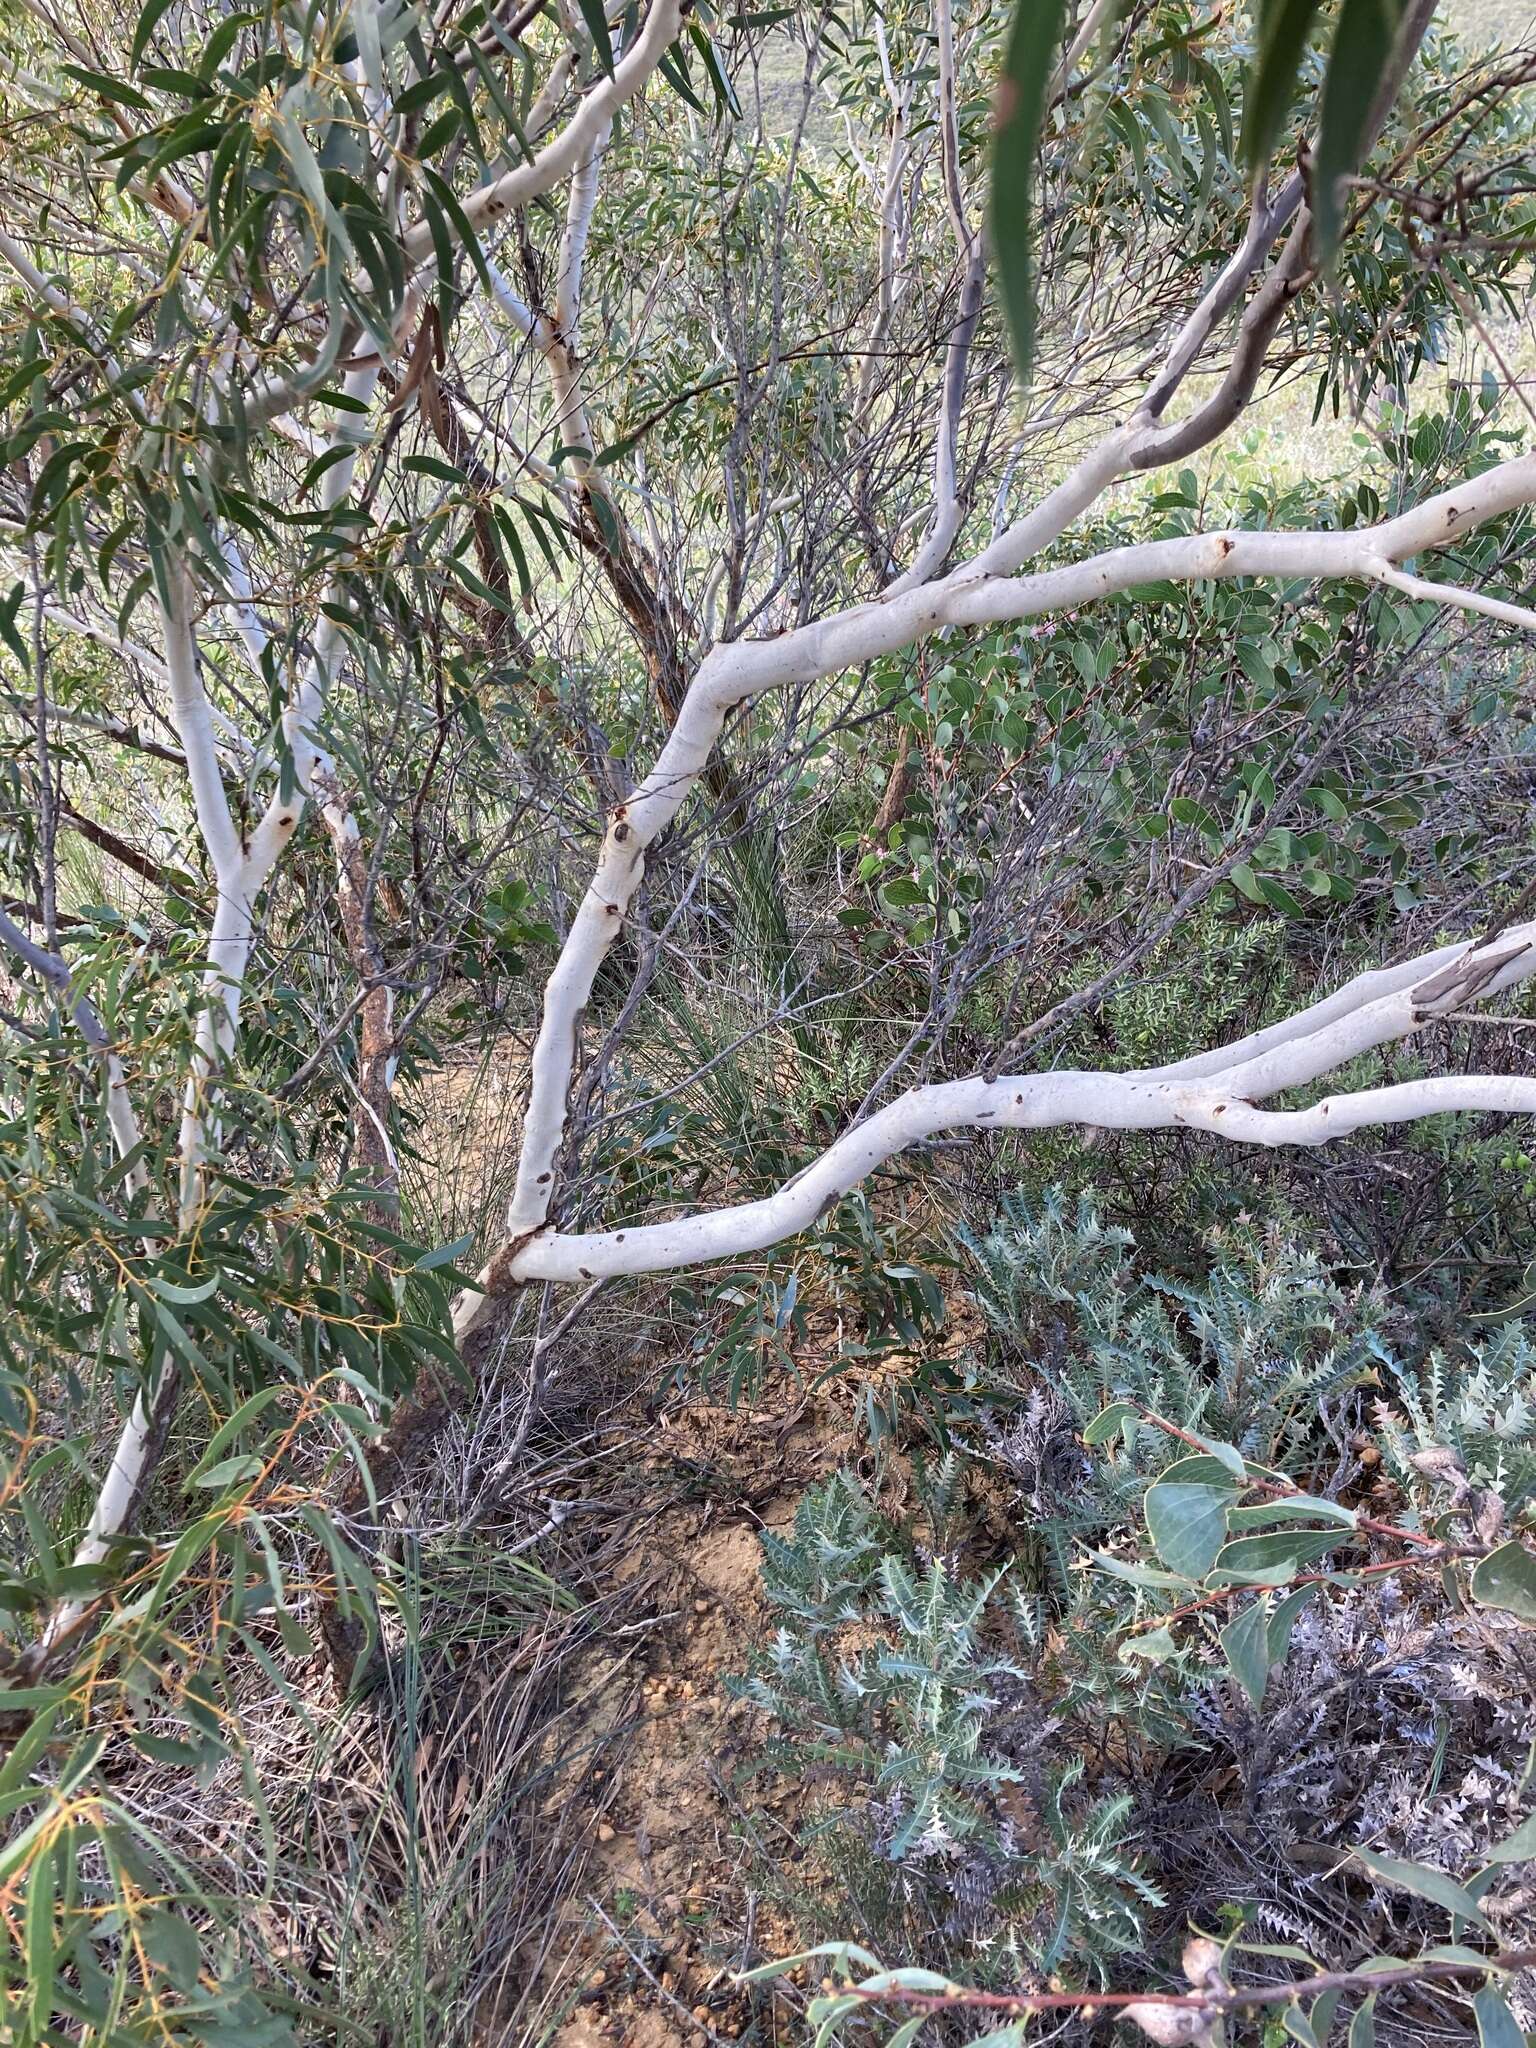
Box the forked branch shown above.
[454,450,1536,1329]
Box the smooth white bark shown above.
[496,918,1536,1287]
[492,450,1536,1266]
[398,0,681,268]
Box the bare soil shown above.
[530,1395,850,2047]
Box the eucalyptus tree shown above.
[0,0,1535,2030]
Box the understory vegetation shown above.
[730,1186,1536,2043]
[1,0,1536,2037]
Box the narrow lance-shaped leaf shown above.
[576,0,615,76]
[24,1833,56,2036]
[1313,0,1400,264]
[989,0,1068,382]
[1242,0,1325,177]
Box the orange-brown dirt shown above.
[532,1396,849,2046]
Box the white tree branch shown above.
[452,447,1536,1337]
[158,563,243,885]
[398,0,681,268]
[1368,556,1536,633]
[480,918,1536,1291]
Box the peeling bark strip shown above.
[453,451,1536,1333]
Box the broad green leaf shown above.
[1145,1456,1237,1579]
[885,2021,929,2048]
[1211,1528,1342,1585]
[1351,1846,1491,1931]
[1227,1495,1357,1530]
[735,1942,882,1985]
[1470,1541,1536,1622]
[1312,1989,1342,2041]
[1483,1808,1536,1864]
[1348,1994,1375,2048]
[1121,1625,1179,1662]
[1283,2004,1320,2047]
[1473,1984,1524,2048]
[1089,1550,1194,1589]
[1257,874,1306,918]
[989,0,1068,380]
[1084,1401,1139,1444]
[1268,1583,1318,1662]
[1184,1429,1247,1478]
[1220,1593,1272,1706]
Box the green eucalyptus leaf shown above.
[1313,0,1400,263]
[575,0,614,75]
[1242,0,1324,175]
[1220,1593,1273,1706]
[989,0,1068,380]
